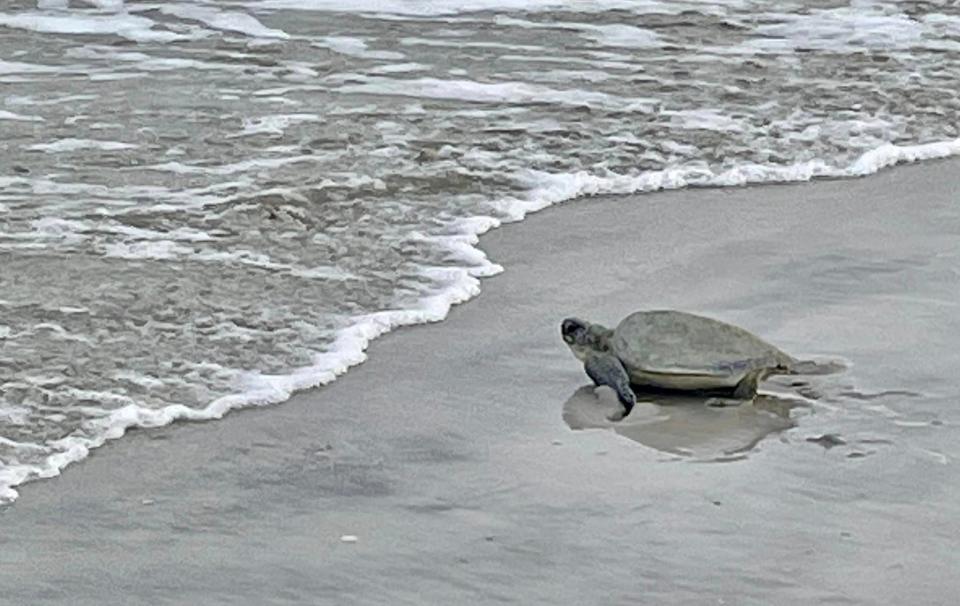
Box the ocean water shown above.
[1,0,959,502]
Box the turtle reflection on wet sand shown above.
[562,386,805,460]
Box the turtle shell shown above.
[611,310,794,390]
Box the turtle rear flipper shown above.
[584,353,636,418]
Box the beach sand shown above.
[3,159,960,605]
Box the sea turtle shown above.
[561,310,820,417]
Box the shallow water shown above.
[2,0,960,500]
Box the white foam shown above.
[246,0,712,17]
[27,138,138,152]
[499,52,638,72]
[0,404,32,427]
[315,36,405,60]
[515,69,611,83]
[290,266,360,281]
[59,306,91,314]
[366,62,429,74]
[144,154,319,176]
[332,76,657,112]
[498,138,960,222]
[101,240,194,260]
[400,37,545,52]
[741,7,927,53]
[65,46,246,73]
[101,243,276,269]
[663,109,747,133]
[156,4,289,39]
[496,17,662,48]
[315,174,387,191]
[0,59,60,75]
[96,223,213,242]
[0,176,188,207]
[923,14,960,38]
[97,235,357,281]
[231,113,322,137]
[77,0,126,9]
[847,140,960,176]
[5,93,98,106]
[31,323,94,344]
[0,110,44,122]
[0,11,183,43]
[29,217,89,242]
[253,95,306,106]
[579,23,662,48]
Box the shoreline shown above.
[8,138,960,504]
[4,158,960,605]
[4,136,959,504]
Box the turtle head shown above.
[561,317,610,361]
[561,317,588,343]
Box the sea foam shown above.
[333,76,657,112]
[27,138,138,152]
[248,0,714,17]
[0,11,183,43]
[155,4,289,39]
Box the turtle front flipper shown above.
[732,367,771,399]
[584,353,636,418]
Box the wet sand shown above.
[3,159,960,605]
